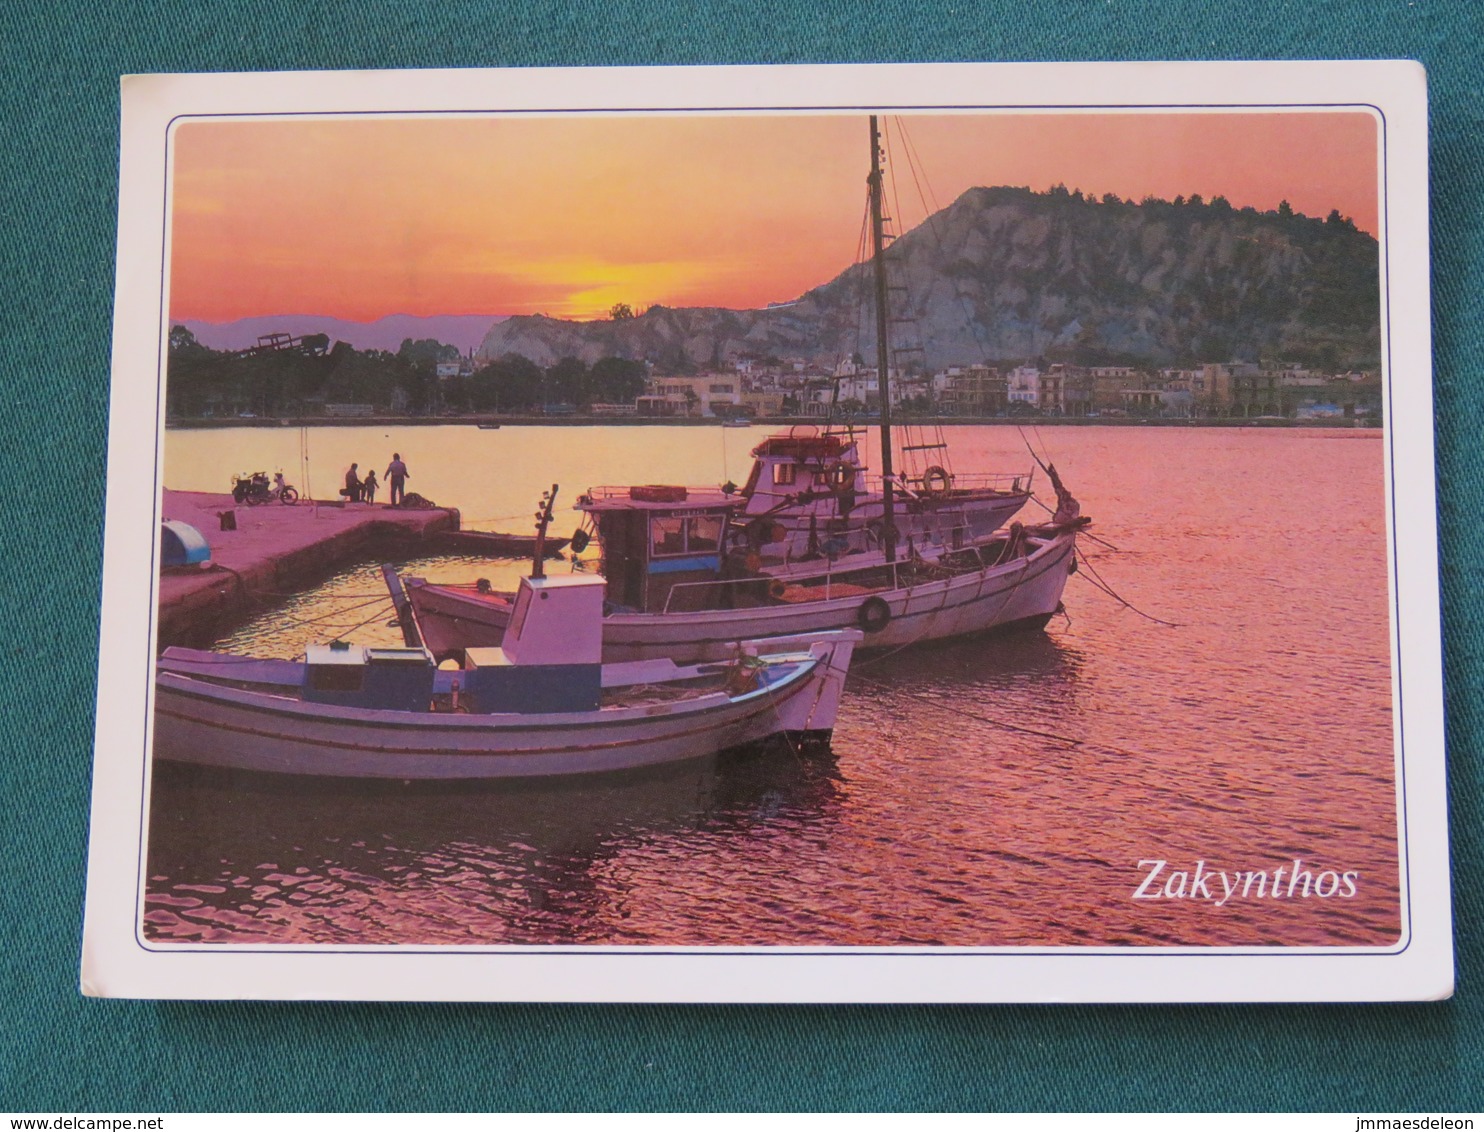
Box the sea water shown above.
[143,424,1398,947]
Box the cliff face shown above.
[477,187,1381,372]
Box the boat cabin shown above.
[460,573,605,713]
[736,426,866,517]
[576,485,739,614]
[306,573,610,715]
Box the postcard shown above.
[82,60,1450,1002]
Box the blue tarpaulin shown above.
[160,520,210,567]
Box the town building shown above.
[635,373,744,418]
[1007,365,1040,408]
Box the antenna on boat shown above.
[868,114,898,563]
[531,484,558,579]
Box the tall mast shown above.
[868,115,897,563]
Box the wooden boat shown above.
[399,513,1081,666]
[154,558,859,780]
[579,425,1032,566]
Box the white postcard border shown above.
[83,60,1450,1002]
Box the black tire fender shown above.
[857,595,892,634]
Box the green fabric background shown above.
[2,0,1479,1112]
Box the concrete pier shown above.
[157,490,460,648]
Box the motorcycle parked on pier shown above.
[231,471,299,505]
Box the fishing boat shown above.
[398,509,1082,665]
[724,423,1031,563]
[578,425,1031,567]
[153,490,860,780]
[395,117,1089,666]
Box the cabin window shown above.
[773,463,797,486]
[650,515,686,556]
[686,515,722,553]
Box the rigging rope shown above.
[894,116,1001,374]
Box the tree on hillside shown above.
[609,302,635,320]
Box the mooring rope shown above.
[1074,553,1182,628]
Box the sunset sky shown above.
[169,111,1379,324]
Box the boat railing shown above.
[660,558,909,613]
[580,485,739,505]
[656,536,1048,614]
[868,469,1034,496]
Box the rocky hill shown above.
[476,186,1381,372]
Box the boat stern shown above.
[740,629,862,739]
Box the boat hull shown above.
[406,530,1077,665]
[153,635,856,780]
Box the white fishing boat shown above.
[399,512,1081,666]
[153,491,860,780]
[578,426,1031,567]
[396,116,1087,666]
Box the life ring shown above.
[768,579,788,600]
[570,528,591,553]
[826,462,854,493]
[922,465,953,496]
[476,578,492,594]
[857,596,892,633]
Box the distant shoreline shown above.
[166,415,1381,431]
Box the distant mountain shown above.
[179,313,503,354]
[476,187,1381,372]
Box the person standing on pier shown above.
[362,468,378,505]
[386,452,409,507]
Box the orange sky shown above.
[169,111,1379,324]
